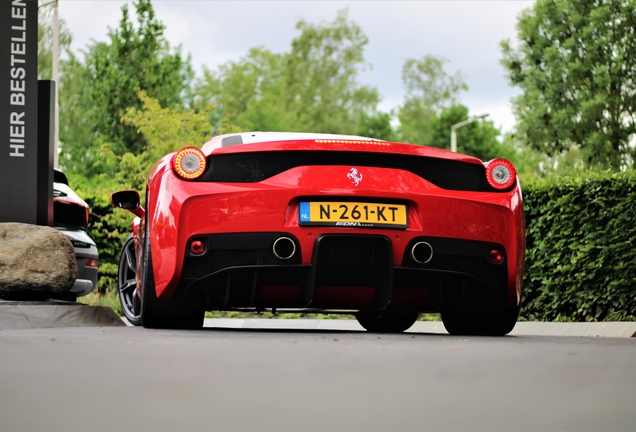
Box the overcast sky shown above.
[57,0,535,133]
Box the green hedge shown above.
[521,171,636,321]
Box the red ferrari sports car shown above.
[112,132,525,335]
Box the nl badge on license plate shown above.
[299,201,407,229]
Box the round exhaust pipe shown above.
[273,237,296,260]
[411,241,433,264]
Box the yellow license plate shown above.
[299,201,407,229]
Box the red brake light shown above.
[86,258,99,268]
[172,147,206,180]
[485,159,516,190]
[489,249,504,264]
[190,240,205,255]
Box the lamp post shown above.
[450,114,488,153]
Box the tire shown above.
[441,306,519,336]
[356,310,420,333]
[117,234,142,326]
[140,222,204,330]
[139,227,162,328]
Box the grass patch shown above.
[205,311,442,321]
[417,313,441,321]
[78,288,122,316]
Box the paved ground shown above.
[0,301,123,329]
[2,301,635,338]
[1,325,635,431]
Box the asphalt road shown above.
[1,326,635,431]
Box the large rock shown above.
[0,223,78,297]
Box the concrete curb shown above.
[510,321,636,338]
[202,318,636,338]
[0,301,125,330]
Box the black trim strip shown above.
[197,151,510,192]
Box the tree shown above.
[501,0,636,170]
[425,104,513,162]
[357,111,396,141]
[58,52,95,175]
[397,55,467,145]
[499,132,549,181]
[37,3,72,79]
[194,47,289,132]
[60,0,193,174]
[193,9,381,135]
[116,91,215,191]
[284,9,379,134]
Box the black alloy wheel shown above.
[118,234,142,325]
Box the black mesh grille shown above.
[197,151,504,192]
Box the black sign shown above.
[38,80,54,226]
[0,0,50,224]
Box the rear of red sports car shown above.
[113,132,525,335]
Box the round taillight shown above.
[489,249,504,264]
[172,147,206,180]
[485,159,516,190]
[190,240,205,255]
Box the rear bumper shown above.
[180,233,509,314]
[147,167,525,308]
[56,228,98,297]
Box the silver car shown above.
[53,170,99,301]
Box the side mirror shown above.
[110,190,145,219]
